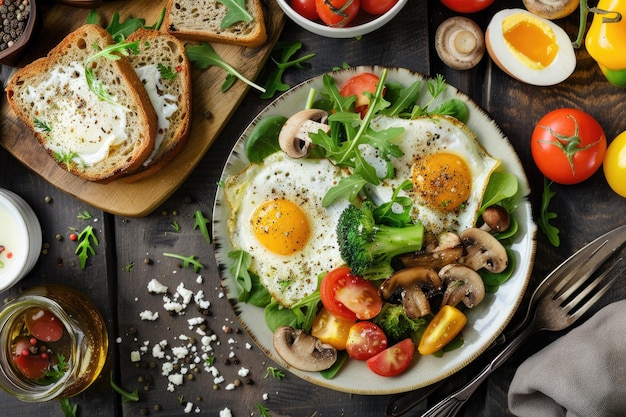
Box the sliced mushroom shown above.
[522,0,579,20]
[480,205,511,233]
[439,263,485,308]
[459,228,508,273]
[435,16,485,70]
[379,267,443,318]
[273,326,337,372]
[278,109,330,158]
[425,232,462,252]
[398,247,463,270]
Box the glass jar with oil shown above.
[0,285,108,401]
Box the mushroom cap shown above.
[379,266,442,300]
[481,205,511,233]
[459,228,508,273]
[435,16,485,70]
[278,109,329,158]
[439,263,486,308]
[273,326,337,372]
[522,0,579,20]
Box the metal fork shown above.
[415,224,626,417]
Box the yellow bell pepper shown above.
[582,0,626,87]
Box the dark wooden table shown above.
[1,1,625,416]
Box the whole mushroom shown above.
[273,326,337,372]
[480,205,511,233]
[278,109,330,158]
[439,263,486,308]
[435,16,485,70]
[459,228,508,273]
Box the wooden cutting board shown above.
[0,0,284,217]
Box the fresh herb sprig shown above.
[85,9,166,41]
[75,225,99,269]
[264,366,285,380]
[186,42,266,93]
[163,252,205,272]
[43,353,68,383]
[539,177,560,247]
[110,372,139,403]
[217,0,253,29]
[54,151,81,171]
[193,210,211,243]
[260,41,315,99]
[256,403,272,417]
[59,398,77,417]
[228,249,252,299]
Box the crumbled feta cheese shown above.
[162,362,174,376]
[163,301,184,313]
[187,317,205,326]
[225,383,236,391]
[214,375,224,384]
[196,275,203,284]
[147,278,168,294]
[219,408,232,417]
[168,373,184,386]
[172,346,189,358]
[184,402,193,413]
[245,343,252,350]
[238,367,249,377]
[263,393,269,400]
[140,310,159,321]
[130,351,141,362]
[176,283,194,305]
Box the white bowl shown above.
[276,0,409,38]
[0,189,42,292]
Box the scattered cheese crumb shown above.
[147,278,168,294]
[130,351,141,362]
[140,310,159,321]
[219,408,232,417]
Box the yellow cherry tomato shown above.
[604,131,626,198]
[418,305,467,355]
[311,308,355,350]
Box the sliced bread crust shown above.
[123,28,192,182]
[163,0,267,47]
[5,24,157,182]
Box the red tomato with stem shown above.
[531,108,607,185]
[315,0,361,27]
[345,321,388,360]
[366,338,415,376]
[24,308,64,342]
[320,267,382,321]
[361,0,398,15]
[339,72,381,117]
[290,0,319,21]
[439,0,494,13]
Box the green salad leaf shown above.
[217,0,253,29]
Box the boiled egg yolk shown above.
[251,198,310,255]
[501,13,558,70]
[412,153,471,213]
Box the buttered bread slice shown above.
[123,28,191,181]
[5,24,157,182]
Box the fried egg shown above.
[224,152,350,307]
[366,115,500,234]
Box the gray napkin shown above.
[508,299,626,417]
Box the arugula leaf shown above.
[260,41,315,99]
[110,372,139,403]
[539,177,560,247]
[59,398,77,417]
[75,225,98,269]
[217,0,253,29]
[193,210,211,243]
[372,179,414,227]
[228,249,253,298]
[163,253,205,272]
[186,42,266,93]
[105,11,146,42]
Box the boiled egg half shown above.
[485,8,576,86]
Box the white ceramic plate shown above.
[213,66,536,395]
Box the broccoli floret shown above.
[373,303,428,342]
[336,201,424,278]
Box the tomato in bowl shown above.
[276,0,408,38]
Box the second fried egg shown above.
[224,152,350,307]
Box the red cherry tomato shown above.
[315,0,361,27]
[13,354,51,380]
[339,72,381,117]
[290,0,319,21]
[345,321,388,360]
[439,0,494,13]
[366,338,415,376]
[531,108,607,185]
[361,0,398,15]
[24,308,64,342]
[320,267,382,321]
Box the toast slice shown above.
[122,28,192,182]
[163,0,267,47]
[5,24,157,182]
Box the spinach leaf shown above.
[245,115,287,163]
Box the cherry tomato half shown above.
[311,308,355,350]
[418,305,467,355]
[345,321,388,360]
[290,0,319,21]
[13,353,51,380]
[24,308,64,342]
[604,131,626,197]
[531,108,607,185]
[439,0,494,13]
[366,338,415,377]
[320,267,382,321]
[339,72,381,117]
[315,0,361,28]
[361,0,398,15]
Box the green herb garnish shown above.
[186,42,265,93]
[74,225,98,269]
[170,220,180,232]
[43,353,68,383]
[228,249,252,299]
[217,0,253,29]
[59,398,77,417]
[34,118,52,133]
[539,177,560,247]
[163,252,205,272]
[53,151,80,171]
[264,366,285,380]
[125,262,134,272]
[77,210,92,220]
[256,403,272,417]
[193,210,211,243]
[110,372,139,403]
[260,42,315,99]
[158,63,178,80]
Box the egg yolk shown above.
[502,14,558,69]
[251,199,310,255]
[413,153,471,213]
